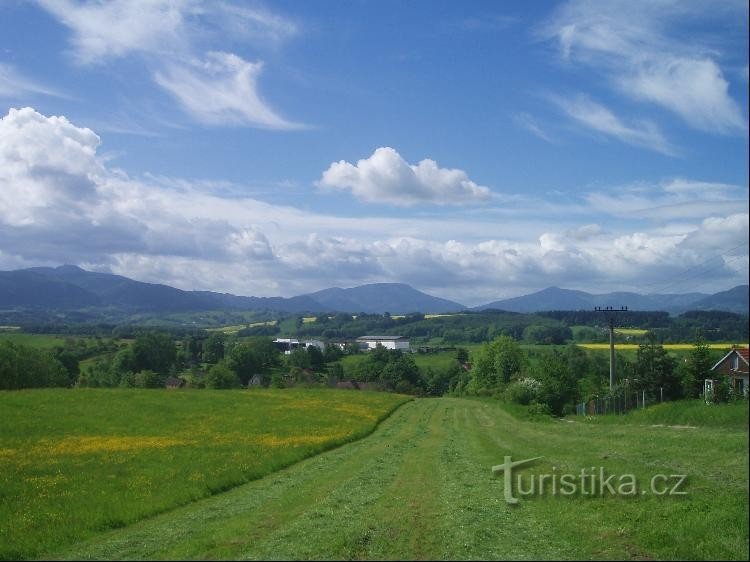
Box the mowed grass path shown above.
[0,389,408,560]
[51,398,748,561]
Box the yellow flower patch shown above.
[39,436,192,456]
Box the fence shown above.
[575,388,666,416]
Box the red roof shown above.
[737,348,749,361]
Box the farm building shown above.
[356,335,410,351]
[710,347,749,395]
[164,376,184,389]
[273,338,325,355]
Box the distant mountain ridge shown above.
[474,285,749,315]
[0,266,462,315]
[1,266,328,314]
[0,265,746,316]
[304,283,465,314]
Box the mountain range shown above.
[0,265,746,317]
[474,285,749,315]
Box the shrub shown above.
[204,363,241,389]
[505,377,542,405]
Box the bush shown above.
[504,377,542,405]
[205,363,241,389]
[133,370,163,388]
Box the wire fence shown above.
[575,388,666,416]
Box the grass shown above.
[584,399,750,430]
[205,320,278,334]
[577,343,746,350]
[0,388,409,560]
[614,328,649,336]
[45,397,748,561]
[0,333,73,349]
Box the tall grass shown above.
[586,399,749,430]
[0,388,409,560]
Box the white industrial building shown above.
[356,335,410,351]
[273,338,325,355]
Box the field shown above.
[614,328,649,336]
[0,389,409,560]
[0,333,74,349]
[40,396,748,561]
[577,343,746,350]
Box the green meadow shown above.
[0,333,74,349]
[0,389,409,560]
[44,396,748,561]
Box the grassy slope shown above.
[585,399,749,430]
[0,333,71,348]
[50,397,748,561]
[0,389,408,560]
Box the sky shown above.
[0,0,748,306]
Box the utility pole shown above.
[595,306,629,391]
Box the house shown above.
[272,338,325,355]
[356,335,410,351]
[273,338,301,354]
[710,347,749,395]
[164,376,184,389]
[303,339,325,352]
[336,380,360,390]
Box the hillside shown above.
[0,266,746,319]
[305,283,466,314]
[475,286,745,314]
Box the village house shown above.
[709,347,749,396]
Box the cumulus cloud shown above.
[318,147,492,206]
[0,108,746,303]
[154,52,301,129]
[541,0,747,135]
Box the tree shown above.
[132,332,176,375]
[683,335,713,398]
[306,345,326,372]
[634,335,679,400]
[455,347,469,364]
[203,332,226,363]
[324,343,344,363]
[287,347,311,370]
[227,339,280,385]
[205,362,241,389]
[471,335,525,391]
[133,369,163,388]
[534,350,578,416]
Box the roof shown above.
[711,347,750,371]
[356,335,408,341]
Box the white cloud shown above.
[514,112,554,143]
[541,0,747,134]
[154,52,301,129]
[584,178,746,219]
[0,108,746,303]
[36,0,190,64]
[318,147,492,206]
[35,0,302,130]
[0,63,64,98]
[554,94,676,155]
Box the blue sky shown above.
[0,0,747,305]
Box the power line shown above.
[640,241,749,295]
